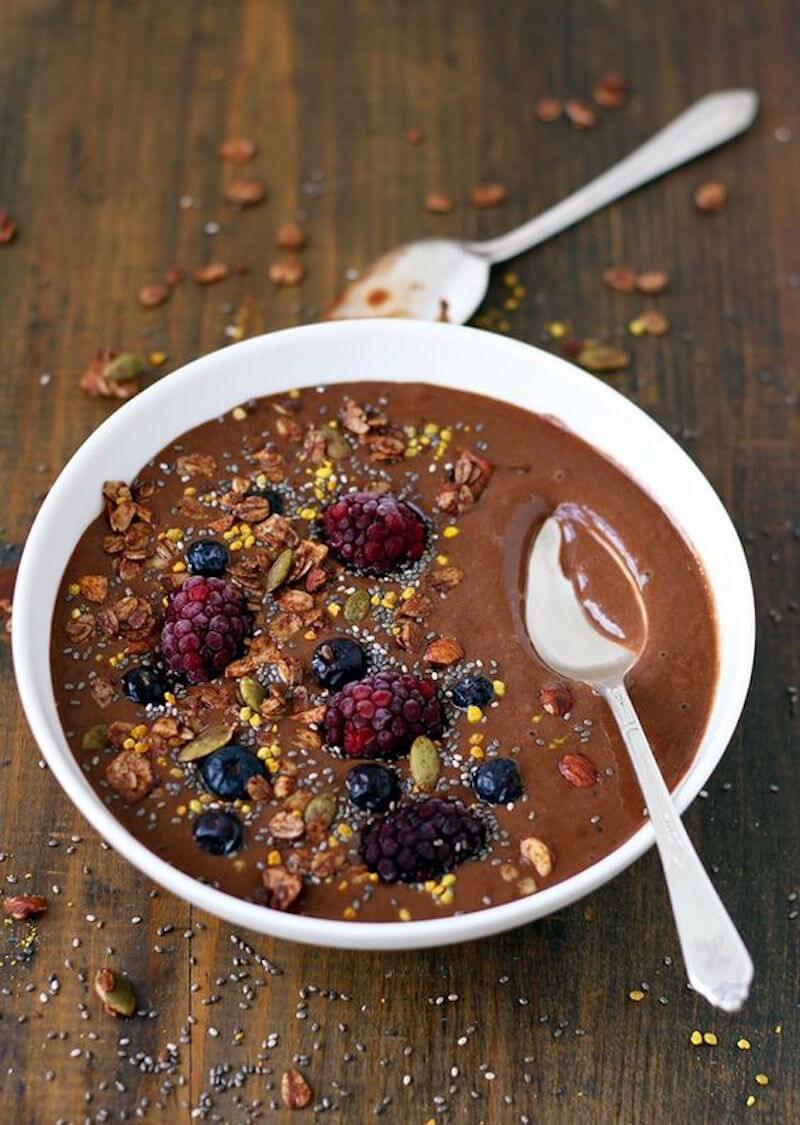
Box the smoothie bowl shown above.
[12,320,755,950]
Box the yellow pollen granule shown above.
[442,526,459,539]
[343,907,357,920]
[68,583,80,596]
[326,603,341,618]
[176,805,186,816]
[172,561,186,573]
[122,737,136,750]
[546,321,566,338]
[492,679,506,697]
[257,746,270,761]
[267,850,282,866]
[466,705,483,724]
[165,528,183,542]
[703,1032,718,1045]
[435,554,449,566]
[398,908,412,922]
[148,351,167,367]
[239,706,253,721]
[232,406,247,420]
[183,486,197,496]
[303,630,316,641]
[401,586,416,600]
[628,318,647,337]
[746,1096,756,1107]
[70,608,82,620]
[737,1038,751,1050]
[298,507,318,520]
[267,759,280,774]
[690,1031,703,1045]
[441,873,456,886]
[469,746,485,760]
[755,1074,768,1086]
[249,715,262,729]
[229,539,243,551]
[337,824,353,840]
[628,990,645,1002]
[169,767,184,780]
[439,889,454,905]
[189,799,203,814]
[243,534,255,548]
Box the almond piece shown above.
[2,894,47,921]
[539,683,572,717]
[423,637,464,667]
[269,811,305,840]
[558,752,600,789]
[281,1066,312,1109]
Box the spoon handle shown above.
[601,681,753,1012]
[466,89,758,265]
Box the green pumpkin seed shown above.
[103,352,147,383]
[94,968,137,1017]
[266,548,294,593]
[325,426,350,461]
[344,588,371,624]
[178,721,234,763]
[239,676,265,710]
[303,792,338,830]
[410,736,440,791]
[82,723,109,752]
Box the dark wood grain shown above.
[1,1,798,1121]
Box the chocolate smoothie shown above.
[50,382,717,922]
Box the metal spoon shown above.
[328,89,758,323]
[526,515,753,1012]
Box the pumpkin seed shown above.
[178,721,234,762]
[82,723,109,752]
[103,352,147,383]
[409,736,440,791]
[267,548,293,593]
[239,676,265,710]
[344,588,370,624]
[94,968,137,1017]
[303,792,338,829]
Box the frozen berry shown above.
[186,539,229,576]
[192,811,243,856]
[474,758,523,804]
[452,674,494,710]
[160,576,249,684]
[312,637,368,692]
[361,798,485,883]
[321,491,426,575]
[121,665,167,706]
[346,764,400,813]
[200,745,266,801]
[324,670,443,759]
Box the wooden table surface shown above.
[1,2,798,1122]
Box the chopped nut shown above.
[426,191,455,214]
[245,774,272,802]
[521,836,554,877]
[470,183,508,209]
[264,868,304,913]
[631,309,670,336]
[218,136,256,163]
[593,72,627,109]
[636,270,669,295]
[406,126,425,145]
[138,283,170,308]
[0,210,18,244]
[3,894,47,921]
[423,637,464,666]
[78,575,108,603]
[539,683,572,717]
[602,266,637,294]
[694,181,727,213]
[576,340,629,373]
[269,811,305,840]
[565,99,597,129]
[80,349,144,400]
[558,752,600,789]
[224,177,267,206]
[275,221,306,250]
[535,97,562,123]
[269,258,305,286]
[193,262,229,285]
[281,1067,312,1109]
[429,565,464,592]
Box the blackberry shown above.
[324,670,443,759]
[160,576,249,684]
[321,491,426,575]
[361,798,485,883]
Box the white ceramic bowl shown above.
[13,320,755,950]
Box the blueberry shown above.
[474,758,523,804]
[192,810,243,856]
[312,638,368,692]
[186,539,229,577]
[251,487,283,515]
[452,674,495,710]
[346,764,399,813]
[121,665,167,706]
[199,745,266,800]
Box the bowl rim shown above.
[12,320,756,950]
